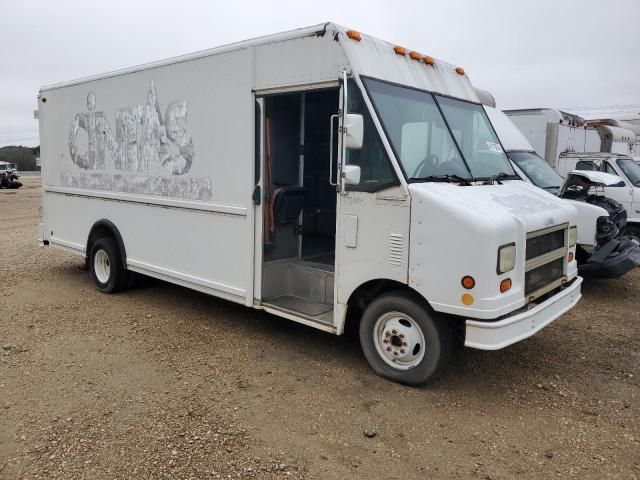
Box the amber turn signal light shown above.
[461,276,475,289]
[500,278,512,293]
[346,30,362,41]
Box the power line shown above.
[0,130,39,136]
[0,135,40,144]
[562,104,640,112]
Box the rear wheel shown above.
[89,237,128,293]
[359,291,452,386]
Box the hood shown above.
[407,179,578,320]
[409,179,576,234]
[561,170,625,190]
[558,171,627,233]
[559,171,625,200]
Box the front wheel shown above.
[625,225,640,247]
[359,291,452,386]
[89,237,128,293]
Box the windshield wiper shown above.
[482,172,520,185]
[409,174,473,186]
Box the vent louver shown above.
[389,234,404,267]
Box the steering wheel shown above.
[412,154,439,178]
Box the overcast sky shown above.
[1,0,638,147]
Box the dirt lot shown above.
[1,177,638,479]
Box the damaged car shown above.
[0,162,22,189]
[511,156,640,278]
[481,105,640,279]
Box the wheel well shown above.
[343,280,465,342]
[344,279,418,333]
[86,220,127,264]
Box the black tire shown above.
[359,290,452,386]
[89,237,128,293]
[625,225,640,247]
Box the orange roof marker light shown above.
[455,66,466,75]
[409,51,423,61]
[424,56,435,66]
[346,30,362,42]
[394,46,407,56]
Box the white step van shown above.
[38,24,582,384]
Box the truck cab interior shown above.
[258,89,339,323]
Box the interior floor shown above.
[266,295,333,316]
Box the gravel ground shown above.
[1,177,638,479]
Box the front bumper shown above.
[464,276,582,350]
[579,237,640,279]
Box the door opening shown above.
[259,88,340,323]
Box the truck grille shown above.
[524,224,568,299]
[525,258,564,296]
[526,229,565,260]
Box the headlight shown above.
[497,243,516,274]
[568,226,578,247]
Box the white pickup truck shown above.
[554,152,640,244]
[0,161,22,189]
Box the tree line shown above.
[0,146,40,171]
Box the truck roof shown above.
[566,170,625,187]
[39,23,478,103]
[585,119,640,137]
[504,108,586,128]
[560,152,633,159]
[41,23,335,91]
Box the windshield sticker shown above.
[486,142,503,153]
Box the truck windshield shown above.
[363,77,516,182]
[509,151,563,193]
[616,158,640,186]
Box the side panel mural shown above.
[65,81,211,201]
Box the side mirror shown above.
[344,113,363,150]
[343,165,361,185]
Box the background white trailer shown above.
[504,108,600,168]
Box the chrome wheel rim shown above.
[373,311,426,370]
[94,249,111,284]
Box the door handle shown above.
[252,185,261,205]
[329,114,339,187]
